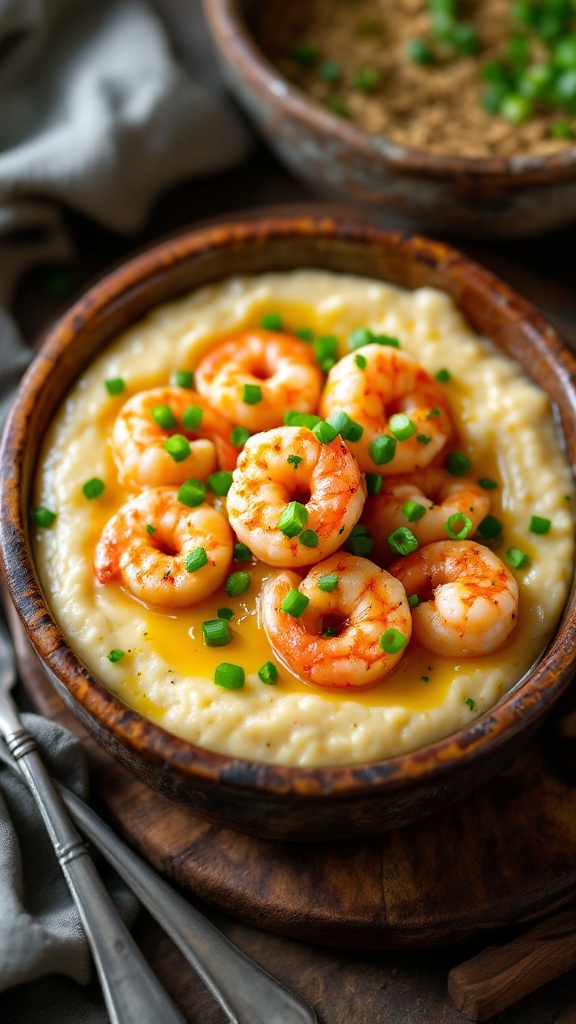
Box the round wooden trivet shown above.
[12,613,576,951]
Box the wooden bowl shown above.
[1,216,576,841]
[204,0,576,239]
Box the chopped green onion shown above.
[379,628,407,654]
[32,506,56,527]
[348,327,400,350]
[348,327,373,350]
[408,594,420,607]
[277,500,308,537]
[230,426,250,447]
[280,589,309,617]
[258,661,278,684]
[107,649,125,663]
[82,477,105,500]
[218,607,234,620]
[479,477,498,490]
[387,527,419,556]
[435,368,451,383]
[369,435,397,465]
[300,529,319,548]
[325,410,364,442]
[353,66,381,92]
[242,383,262,405]
[402,500,426,523]
[374,334,400,348]
[318,573,339,592]
[501,93,533,124]
[416,434,431,446]
[426,408,441,419]
[530,515,551,534]
[287,454,303,469]
[313,335,339,372]
[105,377,125,396]
[347,523,374,557]
[178,478,206,507]
[476,514,502,540]
[505,547,529,569]
[312,420,339,444]
[446,450,471,476]
[202,618,231,647]
[173,369,194,389]
[319,59,342,82]
[465,697,476,711]
[295,327,314,342]
[453,22,479,55]
[208,470,233,496]
[354,354,367,370]
[151,404,177,430]
[145,524,156,535]
[214,663,245,689]
[406,38,435,64]
[261,311,283,330]
[225,571,251,596]
[292,42,316,66]
[164,435,191,462]
[185,547,208,572]
[389,413,416,441]
[326,96,349,117]
[284,411,323,429]
[445,512,474,539]
[366,473,382,496]
[233,542,252,562]
[551,120,574,139]
[182,405,203,431]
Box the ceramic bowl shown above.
[1,216,576,841]
[204,0,576,239]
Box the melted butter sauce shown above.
[68,341,549,724]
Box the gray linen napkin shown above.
[0,713,139,1022]
[0,0,251,424]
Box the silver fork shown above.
[0,613,317,1024]
[0,611,186,1024]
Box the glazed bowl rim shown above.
[205,0,576,182]
[1,214,576,800]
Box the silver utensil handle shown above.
[6,727,185,1024]
[60,783,317,1024]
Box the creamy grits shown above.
[33,271,575,767]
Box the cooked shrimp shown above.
[319,345,454,475]
[388,540,519,657]
[260,553,412,688]
[195,330,323,431]
[112,387,237,488]
[94,488,233,607]
[227,426,365,568]
[363,469,491,564]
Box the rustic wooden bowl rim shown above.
[2,215,576,800]
[206,0,576,182]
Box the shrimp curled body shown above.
[195,330,324,431]
[94,488,233,607]
[261,553,412,688]
[227,426,365,568]
[363,469,491,564]
[389,540,519,657]
[112,387,237,488]
[320,345,454,475]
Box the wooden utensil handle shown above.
[448,905,576,1021]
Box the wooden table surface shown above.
[11,145,576,1024]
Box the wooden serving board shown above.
[11,609,576,951]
